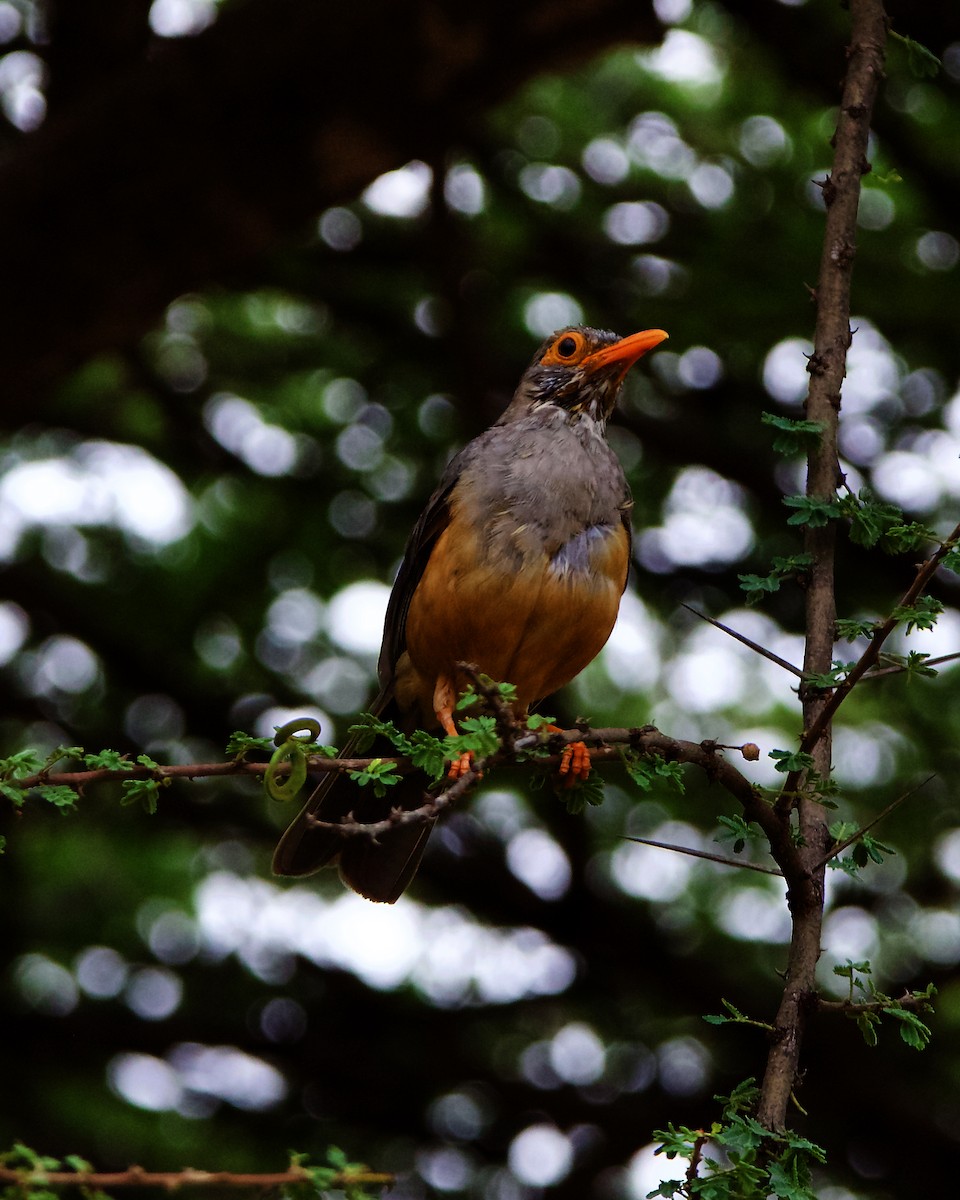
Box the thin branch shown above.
[0,1166,394,1191]
[794,518,960,761]
[305,757,483,838]
[861,649,960,680]
[623,835,784,876]
[809,774,934,872]
[682,604,804,679]
[817,990,933,1015]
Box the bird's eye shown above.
[541,331,586,366]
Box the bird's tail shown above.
[271,691,435,903]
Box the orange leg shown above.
[545,724,591,788]
[434,675,477,781]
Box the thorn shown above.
[681,604,805,678]
[622,835,783,877]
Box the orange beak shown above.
[583,328,669,380]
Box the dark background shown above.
[3,1,960,1196]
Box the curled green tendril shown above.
[265,718,323,802]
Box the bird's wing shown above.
[618,494,634,593]
[377,446,474,688]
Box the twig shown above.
[0,1166,394,1190]
[623,835,784,876]
[793,519,960,761]
[817,990,933,1015]
[305,758,484,838]
[861,650,960,680]
[809,774,934,872]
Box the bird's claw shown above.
[558,740,591,788]
[447,751,480,781]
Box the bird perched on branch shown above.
[273,323,668,902]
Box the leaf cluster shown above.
[831,962,936,1050]
[650,1080,826,1199]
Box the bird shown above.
[273,323,668,902]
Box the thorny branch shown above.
[795,519,960,758]
[756,0,888,1133]
[0,1165,394,1191]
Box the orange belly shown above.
[402,517,628,715]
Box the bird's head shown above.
[505,325,669,425]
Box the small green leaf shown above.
[769,748,815,774]
[446,715,500,759]
[856,1010,880,1047]
[761,412,824,454]
[36,785,78,810]
[408,730,446,780]
[558,771,605,814]
[835,616,876,641]
[782,494,842,528]
[226,731,275,757]
[889,1007,933,1050]
[83,749,134,771]
[890,29,941,78]
[892,594,943,634]
[348,758,403,798]
[120,777,161,814]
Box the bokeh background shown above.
[3,1,960,1196]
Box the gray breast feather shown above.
[550,524,616,577]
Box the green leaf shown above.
[558,771,605,814]
[446,715,500,759]
[620,749,685,794]
[876,650,938,679]
[82,749,134,772]
[766,1159,817,1200]
[857,1010,880,1047]
[0,779,26,807]
[36,785,79,810]
[349,713,415,755]
[769,748,814,774]
[804,660,856,689]
[738,554,813,605]
[892,594,943,634]
[890,29,941,78]
[782,494,841,527]
[715,814,764,850]
[0,748,43,780]
[348,758,403,798]
[226,731,275,757]
[888,1007,933,1050]
[761,411,824,454]
[120,777,161,814]
[835,616,876,641]
[884,522,937,551]
[407,730,447,779]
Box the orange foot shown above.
[448,751,475,781]
[435,679,482,782]
[545,724,591,789]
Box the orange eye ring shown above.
[541,330,587,366]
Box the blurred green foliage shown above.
[2,2,960,1198]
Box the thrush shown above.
[273,324,668,901]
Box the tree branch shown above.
[757,0,888,1133]
[0,1166,393,1191]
